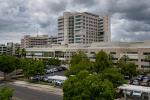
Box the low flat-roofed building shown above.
[118,84,150,100]
[25,40,150,70]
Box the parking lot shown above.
[30,65,67,86]
[129,74,150,87]
[118,74,150,100]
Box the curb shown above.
[10,81,63,96]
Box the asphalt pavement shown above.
[3,83,63,100]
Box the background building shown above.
[57,12,111,44]
[7,42,21,55]
[0,44,8,55]
[48,36,58,45]
[21,35,49,48]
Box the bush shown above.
[0,86,14,100]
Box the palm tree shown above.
[15,48,21,58]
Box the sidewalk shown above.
[10,80,63,96]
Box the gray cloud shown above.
[72,0,97,7]
[0,0,150,43]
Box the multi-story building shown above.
[21,35,49,48]
[7,42,21,55]
[25,40,150,70]
[57,12,110,44]
[48,36,57,45]
[0,44,8,55]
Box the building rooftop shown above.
[119,84,150,93]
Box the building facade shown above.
[0,44,8,55]
[48,36,58,45]
[21,35,49,48]
[57,12,111,45]
[7,42,21,55]
[25,41,150,70]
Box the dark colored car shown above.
[140,79,150,86]
[57,67,63,71]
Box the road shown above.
[2,83,63,100]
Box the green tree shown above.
[0,86,14,100]
[0,55,16,80]
[21,48,26,58]
[15,48,21,58]
[63,71,115,100]
[102,68,125,88]
[119,55,130,63]
[94,50,112,73]
[65,51,93,76]
[65,60,93,77]
[21,59,44,78]
[70,51,89,66]
[47,58,61,66]
[64,51,127,100]
[117,58,137,78]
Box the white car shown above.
[43,77,48,81]
[55,80,64,86]
[46,69,54,73]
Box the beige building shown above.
[21,35,49,48]
[57,12,111,45]
[48,36,58,45]
[25,40,150,70]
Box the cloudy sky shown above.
[0,0,150,43]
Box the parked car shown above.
[132,91,142,97]
[57,67,63,71]
[140,79,150,86]
[137,75,144,81]
[55,80,64,86]
[53,68,58,72]
[132,80,140,85]
[43,76,49,82]
[61,66,67,70]
[30,75,44,81]
[46,69,54,74]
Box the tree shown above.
[102,68,125,88]
[0,86,14,100]
[47,58,61,66]
[15,47,21,58]
[21,48,26,58]
[70,51,89,66]
[21,59,44,78]
[64,51,127,100]
[13,58,22,70]
[63,71,115,100]
[65,51,93,77]
[0,55,16,80]
[65,60,93,77]
[119,55,130,63]
[94,50,112,73]
[117,58,137,78]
